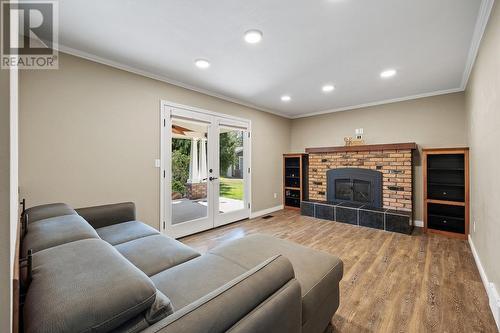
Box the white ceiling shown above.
[56,0,491,118]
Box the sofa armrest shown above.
[76,202,136,229]
[227,279,301,333]
[144,255,301,333]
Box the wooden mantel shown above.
[305,142,418,153]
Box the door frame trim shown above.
[159,100,252,237]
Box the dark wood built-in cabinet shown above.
[283,154,308,209]
[423,148,469,239]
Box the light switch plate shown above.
[155,159,161,168]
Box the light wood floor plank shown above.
[181,210,497,332]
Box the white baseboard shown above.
[469,235,500,330]
[250,205,284,219]
[414,219,424,227]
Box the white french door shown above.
[160,101,251,238]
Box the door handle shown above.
[209,177,219,181]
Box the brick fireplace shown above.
[307,143,416,212]
[301,143,418,234]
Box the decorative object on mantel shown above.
[423,147,469,239]
[344,128,365,146]
[302,142,418,234]
[344,136,365,146]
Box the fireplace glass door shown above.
[335,179,352,201]
[328,168,382,207]
[353,180,371,203]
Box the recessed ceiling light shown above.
[380,69,397,78]
[281,95,291,102]
[322,84,335,93]
[244,30,263,44]
[195,59,210,69]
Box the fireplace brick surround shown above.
[300,143,418,235]
[306,143,416,212]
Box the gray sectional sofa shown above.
[21,202,343,333]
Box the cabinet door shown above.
[427,203,465,234]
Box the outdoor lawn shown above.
[220,177,244,200]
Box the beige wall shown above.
[290,93,467,221]
[1,68,12,332]
[19,53,469,226]
[19,53,291,229]
[465,1,500,292]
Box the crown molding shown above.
[460,0,495,90]
[56,44,290,119]
[58,45,466,120]
[289,87,464,119]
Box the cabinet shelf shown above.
[428,213,464,221]
[283,154,308,209]
[428,168,464,171]
[426,199,465,206]
[428,182,464,187]
[423,148,469,239]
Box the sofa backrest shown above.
[76,202,136,229]
[22,203,174,333]
[24,238,173,333]
[24,202,77,223]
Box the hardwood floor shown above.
[181,209,498,333]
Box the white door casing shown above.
[160,101,251,238]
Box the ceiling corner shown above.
[460,0,496,90]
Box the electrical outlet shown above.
[273,193,277,199]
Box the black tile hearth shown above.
[300,201,414,235]
[301,201,315,217]
[337,202,365,209]
[385,210,413,235]
[315,203,334,221]
[335,205,358,225]
[359,209,384,230]
[360,205,386,212]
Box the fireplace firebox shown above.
[327,168,383,207]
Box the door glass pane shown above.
[171,118,209,224]
[219,127,245,214]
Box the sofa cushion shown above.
[151,253,246,310]
[148,255,299,333]
[24,203,77,223]
[22,214,99,257]
[115,234,200,276]
[24,239,163,333]
[208,234,343,326]
[96,220,159,245]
